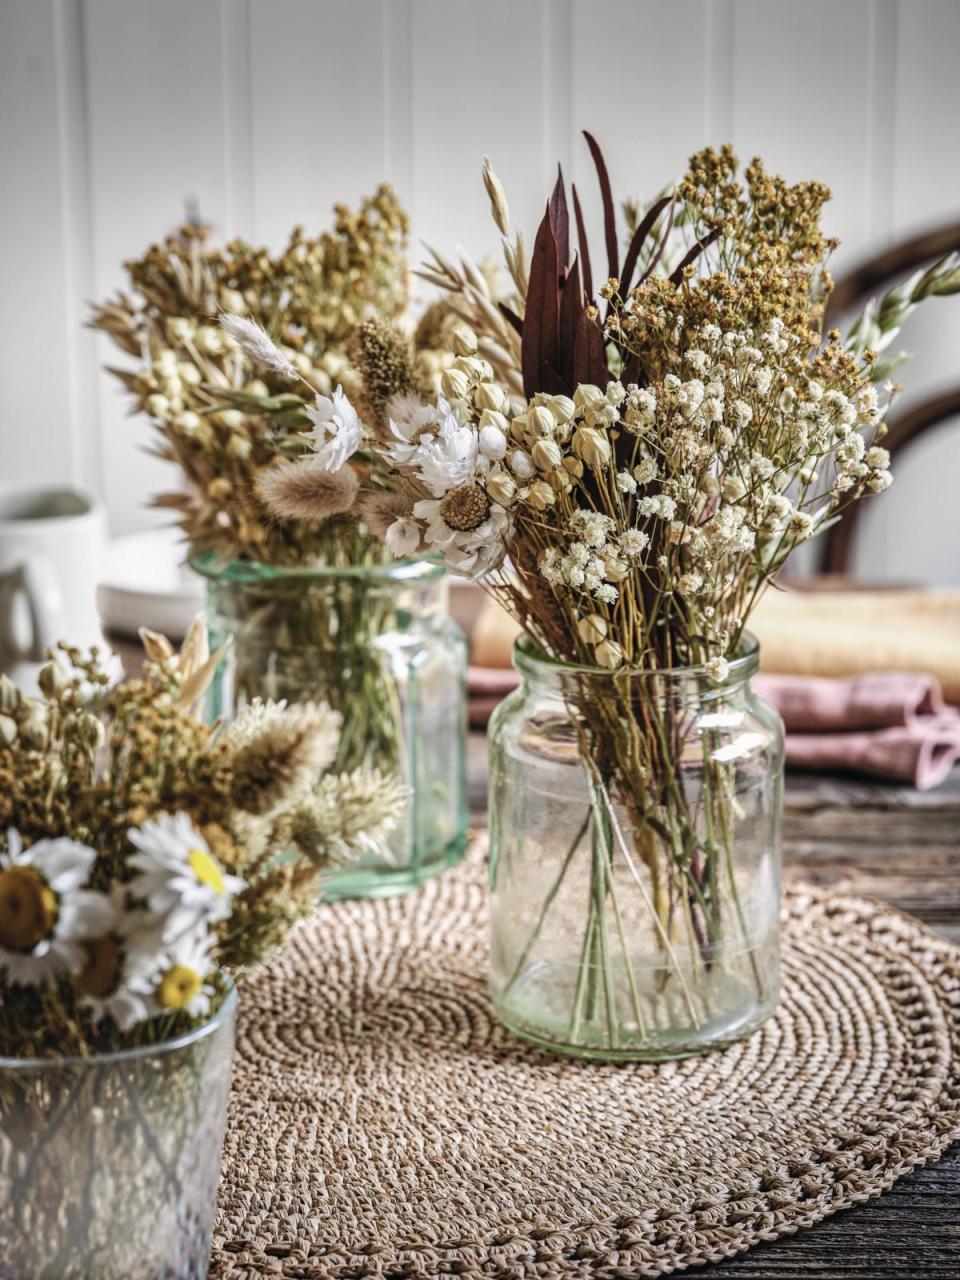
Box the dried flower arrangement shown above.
[89,186,416,565]
[0,620,405,1060]
[90,190,466,841]
[229,135,960,1053]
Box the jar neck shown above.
[189,550,445,591]
[513,635,760,710]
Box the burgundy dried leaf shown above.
[573,309,608,388]
[583,130,619,284]
[558,255,582,390]
[499,301,523,337]
[638,198,676,285]
[548,166,570,270]
[572,183,593,303]
[668,227,720,285]
[619,195,673,300]
[523,204,561,399]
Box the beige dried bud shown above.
[486,470,517,507]
[0,714,16,746]
[527,405,556,438]
[509,413,529,443]
[572,427,611,469]
[37,660,71,699]
[440,367,470,400]
[594,639,624,669]
[146,393,170,419]
[475,382,506,412]
[227,434,253,460]
[577,614,608,645]
[0,674,22,714]
[526,480,557,511]
[548,395,576,423]
[573,384,604,410]
[18,703,50,749]
[531,438,563,471]
[451,324,478,357]
[563,456,584,479]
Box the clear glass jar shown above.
[0,984,235,1279]
[488,636,784,1061]
[193,555,468,900]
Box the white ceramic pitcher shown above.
[0,486,107,694]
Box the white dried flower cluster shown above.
[295,316,892,675]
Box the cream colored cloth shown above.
[470,589,960,702]
[752,589,960,703]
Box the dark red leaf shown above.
[668,227,720,285]
[573,309,608,388]
[619,195,673,299]
[638,198,676,285]
[548,166,570,269]
[583,130,619,284]
[523,203,561,399]
[558,255,582,391]
[499,302,523,337]
[572,183,593,302]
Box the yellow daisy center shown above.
[0,866,57,952]
[157,964,202,1011]
[77,936,121,999]
[187,847,225,895]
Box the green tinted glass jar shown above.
[193,555,468,900]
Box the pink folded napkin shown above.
[468,668,960,790]
[754,672,960,791]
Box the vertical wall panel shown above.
[2,0,960,578]
[248,0,389,247]
[408,0,551,273]
[0,0,93,492]
[568,0,713,267]
[853,0,960,584]
[83,0,236,534]
[729,0,875,266]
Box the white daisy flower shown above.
[128,928,216,1021]
[413,494,510,578]
[306,385,364,471]
[0,829,112,986]
[413,415,483,497]
[128,812,243,943]
[383,395,450,466]
[76,893,157,1031]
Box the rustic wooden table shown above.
[468,734,960,1279]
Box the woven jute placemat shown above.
[210,838,960,1278]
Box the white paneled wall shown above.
[2,0,960,579]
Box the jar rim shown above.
[189,549,445,585]
[513,631,760,686]
[0,979,236,1071]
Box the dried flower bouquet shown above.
[91,192,463,888]
[213,136,960,1053]
[0,626,405,1272]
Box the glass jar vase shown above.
[488,636,783,1061]
[0,984,235,1279]
[193,555,468,900]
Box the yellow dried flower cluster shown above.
[0,631,406,1058]
[90,186,410,564]
[610,147,838,383]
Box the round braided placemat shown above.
[211,838,960,1279]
